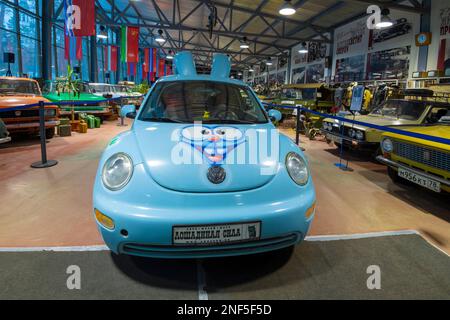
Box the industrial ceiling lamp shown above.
[155,29,165,43]
[166,50,174,60]
[248,67,254,72]
[279,0,296,16]
[97,25,108,39]
[376,8,393,29]
[298,42,308,54]
[266,57,273,66]
[240,37,250,49]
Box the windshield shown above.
[280,88,316,100]
[43,81,91,94]
[90,84,113,93]
[0,79,40,95]
[370,100,426,120]
[139,81,268,124]
[114,85,130,93]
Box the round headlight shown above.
[356,130,364,140]
[381,138,393,153]
[102,153,133,191]
[285,152,309,186]
[348,129,356,138]
[327,122,332,131]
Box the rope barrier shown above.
[0,95,145,113]
[263,103,450,146]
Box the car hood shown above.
[44,93,103,102]
[325,114,418,130]
[384,125,450,151]
[0,95,51,108]
[132,121,279,192]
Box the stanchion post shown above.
[117,97,128,127]
[295,105,300,145]
[31,101,58,169]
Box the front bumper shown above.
[6,120,59,130]
[0,136,11,144]
[376,155,450,190]
[93,164,316,258]
[321,130,378,150]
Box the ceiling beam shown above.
[342,0,426,14]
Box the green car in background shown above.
[43,80,112,119]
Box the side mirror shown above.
[268,109,282,122]
[120,104,136,119]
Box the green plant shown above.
[55,65,81,98]
[133,81,150,94]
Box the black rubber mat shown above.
[0,234,448,299]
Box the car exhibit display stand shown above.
[334,86,364,172]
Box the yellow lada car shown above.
[321,94,450,156]
[376,115,450,193]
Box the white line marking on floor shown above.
[0,245,109,252]
[196,259,208,301]
[305,230,419,241]
[306,230,449,257]
[0,230,447,257]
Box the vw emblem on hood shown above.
[207,166,226,184]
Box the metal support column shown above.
[90,36,98,82]
[417,0,431,72]
[41,0,53,81]
[116,30,121,83]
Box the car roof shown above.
[156,74,248,87]
[0,76,38,83]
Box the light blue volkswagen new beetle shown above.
[93,52,316,258]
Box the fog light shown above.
[305,202,316,219]
[95,209,115,230]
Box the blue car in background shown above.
[93,52,316,259]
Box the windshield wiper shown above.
[141,117,185,123]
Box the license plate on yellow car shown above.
[398,168,441,193]
[173,222,261,245]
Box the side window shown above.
[427,106,449,123]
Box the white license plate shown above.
[173,222,261,245]
[398,168,441,193]
[327,133,342,144]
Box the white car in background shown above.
[113,84,144,108]
[88,83,121,100]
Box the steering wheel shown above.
[213,109,239,120]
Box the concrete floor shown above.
[1,234,449,299]
[0,121,449,254]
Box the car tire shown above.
[45,127,55,139]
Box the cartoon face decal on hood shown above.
[180,125,246,165]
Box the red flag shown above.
[110,46,118,72]
[64,0,96,37]
[64,34,82,60]
[144,48,150,73]
[143,48,150,80]
[152,49,157,73]
[158,58,165,77]
[127,27,139,63]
